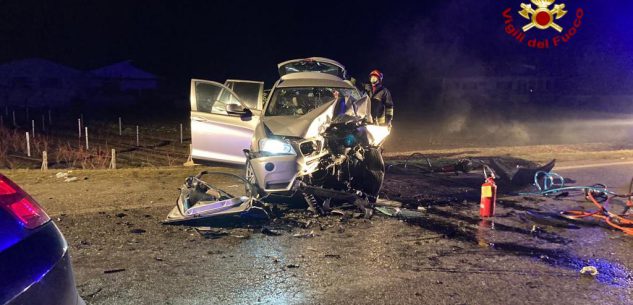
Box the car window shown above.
[229,82,261,110]
[195,83,241,115]
[212,88,241,115]
[265,87,360,117]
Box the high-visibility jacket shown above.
[369,85,394,125]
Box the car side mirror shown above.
[226,104,248,115]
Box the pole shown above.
[136,125,139,146]
[12,111,16,127]
[118,117,122,136]
[109,149,117,169]
[184,144,194,166]
[41,151,48,171]
[180,123,183,144]
[78,118,82,138]
[85,127,89,150]
[25,132,30,157]
[31,120,35,138]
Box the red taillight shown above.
[0,180,16,195]
[0,175,50,229]
[6,198,50,229]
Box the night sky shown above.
[0,0,632,98]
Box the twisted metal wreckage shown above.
[163,157,559,224]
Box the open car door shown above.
[277,57,347,79]
[224,79,265,110]
[190,79,260,164]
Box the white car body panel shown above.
[190,79,260,164]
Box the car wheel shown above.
[245,160,265,198]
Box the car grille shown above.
[266,182,290,189]
[299,140,321,156]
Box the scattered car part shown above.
[580,266,599,276]
[164,171,270,224]
[387,154,473,175]
[520,210,580,229]
[487,158,556,186]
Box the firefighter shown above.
[366,69,394,126]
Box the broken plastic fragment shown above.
[292,230,315,238]
[580,266,599,276]
[55,172,69,179]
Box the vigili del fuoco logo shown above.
[502,0,584,48]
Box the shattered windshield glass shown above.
[265,87,360,116]
[279,61,345,78]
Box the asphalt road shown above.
[6,160,633,305]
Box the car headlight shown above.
[365,125,390,145]
[259,138,296,155]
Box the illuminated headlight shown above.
[259,138,296,155]
[365,125,390,145]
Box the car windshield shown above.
[279,61,345,78]
[265,87,360,116]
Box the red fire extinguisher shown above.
[480,168,497,218]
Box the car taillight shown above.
[0,179,16,195]
[0,175,50,229]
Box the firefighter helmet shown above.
[369,69,383,83]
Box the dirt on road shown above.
[3,152,633,305]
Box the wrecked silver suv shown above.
[245,79,389,215]
[184,58,390,217]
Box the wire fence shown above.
[0,105,191,170]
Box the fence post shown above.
[184,144,195,166]
[109,149,117,169]
[25,132,31,157]
[85,127,89,150]
[41,151,48,171]
[118,117,122,136]
[78,118,82,138]
[31,120,35,138]
[136,125,139,146]
[180,123,183,144]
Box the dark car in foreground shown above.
[0,174,84,305]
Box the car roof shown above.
[277,72,355,89]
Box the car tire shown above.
[245,159,266,198]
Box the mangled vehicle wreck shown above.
[167,58,390,222]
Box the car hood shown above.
[262,100,337,138]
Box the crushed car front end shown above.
[246,134,328,194]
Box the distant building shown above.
[0,58,85,108]
[0,58,160,109]
[89,60,159,93]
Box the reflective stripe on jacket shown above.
[369,85,394,125]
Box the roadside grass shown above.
[385,143,633,163]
